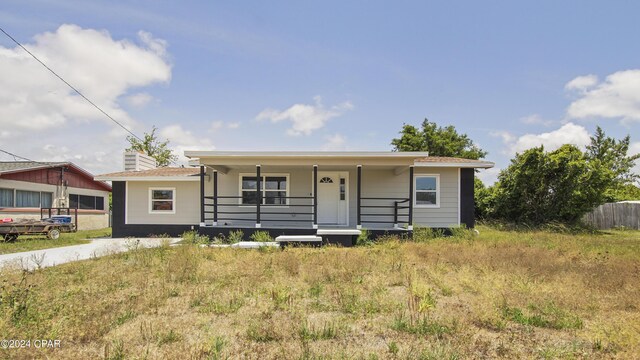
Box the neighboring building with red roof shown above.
[0,161,111,230]
[96,151,494,244]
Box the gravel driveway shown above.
[0,237,181,271]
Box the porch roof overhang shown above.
[185,151,494,169]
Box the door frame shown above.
[313,170,349,226]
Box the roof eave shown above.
[184,151,432,159]
[413,162,495,169]
[94,176,200,182]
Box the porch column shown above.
[408,165,414,230]
[256,165,261,228]
[313,165,318,229]
[199,165,205,227]
[212,170,218,226]
[357,165,362,229]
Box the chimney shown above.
[124,151,157,171]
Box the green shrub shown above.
[181,231,210,245]
[227,230,244,243]
[356,229,374,246]
[250,231,273,242]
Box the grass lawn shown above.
[1,226,639,359]
[0,228,111,255]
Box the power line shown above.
[0,148,49,165]
[0,26,143,141]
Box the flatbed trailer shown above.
[0,208,78,242]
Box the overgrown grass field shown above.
[0,228,112,255]
[1,226,639,359]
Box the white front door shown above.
[317,172,347,225]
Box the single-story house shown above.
[0,161,112,230]
[96,151,493,245]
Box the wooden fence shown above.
[582,202,640,230]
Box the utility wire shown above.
[0,26,143,141]
[0,148,50,165]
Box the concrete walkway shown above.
[0,237,181,271]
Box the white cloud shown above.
[160,124,215,164]
[565,74,598,91]
[137,30,168,58]
[520,114,554,126]
[0,24,170,133]
[495,122,592,155]
[566,70,640,123]
[256,96,353,136]
[321,133,347,151]
[0,24,172,174]
[126,92,153,108]
[209,120,241,132]
[490,130,516,144]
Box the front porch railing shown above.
[203,195,314,227]
[360,197,410,227]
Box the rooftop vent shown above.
[124,152,156,171]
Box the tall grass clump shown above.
[250,231,273,242]
[412,227,445,242]
[356,229,374,246]
[227,230,244,243]
[181,231,210,245]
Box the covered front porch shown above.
[195,162,416,232]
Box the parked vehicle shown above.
[0,208,77,242]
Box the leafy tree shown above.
[609,183,640,201]
[474,178,495,219]
[391,119,487,159]
[126,126,177,167]
[489,145,612,224]
[585,126,640,200]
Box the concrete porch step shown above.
[316,229,361,236]
[275,235,323,243]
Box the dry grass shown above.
[0,226,639,359]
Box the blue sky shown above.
[1,0,639,182]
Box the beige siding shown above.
[360,167,459,228]
[413,167,459,227]
[126,181,200,225]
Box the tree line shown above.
[392,119,640,224]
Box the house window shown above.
[69,194,105,210]
[240,174,289,205]
[0,188,14,207]
[415,175,439,207]
[340,178,346,200]
[14,190,52,208]
[149,188,175,213]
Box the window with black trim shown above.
[69,194,105,210]
[240,175,288,205]
[415,176,439,207]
